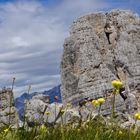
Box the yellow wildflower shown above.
[97,98,105,104]
[130,129,135,134]
[4,128,9,133]
[112,80,122,87]
[60,109,65,114]
[91,100,99,107]
[111,80,123,92]
[45,111,50,116]
[66,102,71,108]
[77,129,80,132]
[40,124,46,131]
[138,115,140,120]
[134,113,139,117]
[118,130,123,136]
[134,113,140,119]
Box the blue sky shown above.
[0,0,139,97]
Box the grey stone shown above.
[61,10,140,115]
[44,102,63,123]
[56,108,81,124]
[32,94,49,104]
[26,95,49,124]
[0,88,18,127]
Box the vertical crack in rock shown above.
[104,23,112,44]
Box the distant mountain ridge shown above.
[14,85,61,112]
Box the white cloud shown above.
[11,36,30,47]
[0,0,112,97]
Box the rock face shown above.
[0,88,18,126]
[61,10,140,115]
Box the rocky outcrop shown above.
[25,94,50,125]
[61,10,140,115]
[25,94,80,125]
[0,88,18,127]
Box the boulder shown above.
[25,94,49,125]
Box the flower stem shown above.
[98,104,101,116]
[9,77,15,125]
[111,92,116,119]
[23,84,31,128]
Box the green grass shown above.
[0,116,140,140]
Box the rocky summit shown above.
[61,10,140,115]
